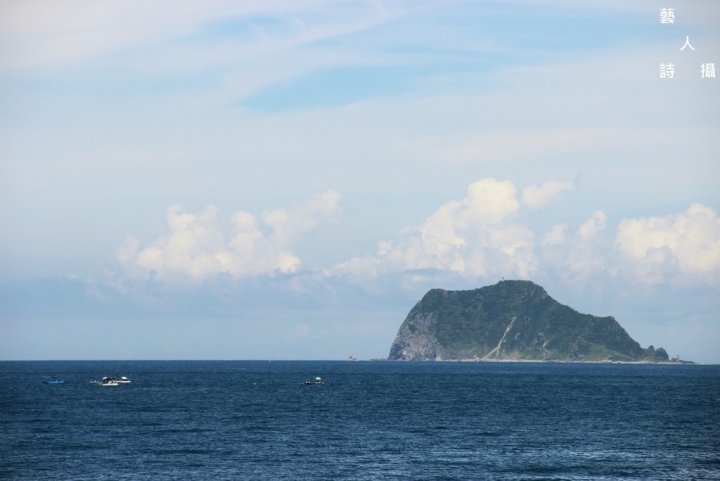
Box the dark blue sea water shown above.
[1,361,719,480]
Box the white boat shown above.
[90,379,118,387]
[304,376,325,385]
[100,376,131,385]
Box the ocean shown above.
[1,361,719,480]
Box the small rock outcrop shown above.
[388,280,679,362]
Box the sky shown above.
[0,0,718,362]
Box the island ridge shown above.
[388,280,678,362]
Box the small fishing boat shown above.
[43,377,64,384]
[99,376,131,384]
[304,377,325,385]
[90,378,119,387]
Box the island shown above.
[388,280,683,362]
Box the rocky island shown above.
[389,280,678,362]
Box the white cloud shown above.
[540,211,610,284]
[118,190,341,282]
[541,224,567,247]
[538,205,720,287]
[579,210,606,240]
[522,180,575,209]
[114,182,719,293]
[331,178,536,281]
[615,204,720,285]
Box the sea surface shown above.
[1,361,719,480]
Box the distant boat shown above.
[43,377,64,384]
[90,380,117,386]
[99,376,131,384]
[304,377,325,385]
[90,378,119,387]
[346,356,358,361]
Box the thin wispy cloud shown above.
[0,0,404,75]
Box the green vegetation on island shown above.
[388,280,684,362]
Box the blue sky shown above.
[1,0,718,362]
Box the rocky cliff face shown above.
[388,312,442,361]
[388,280,672,362]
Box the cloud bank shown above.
[118,190,341,282]
[328,179,719,289]
[116,180,720,290]
[540,210,611,285]
[331,178,536,281]
[615,204,720,285]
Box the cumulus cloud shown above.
[615,204,720,285]
[522,180,575,209]
[116,185,719,291]
[579,210,607,240]
[539,205,720,287]
[541,224,567,247]
[118,190,341,282]
[331,178,536,281]
[540,210,610,284]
